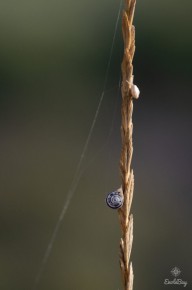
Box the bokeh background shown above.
[0,0,192,289]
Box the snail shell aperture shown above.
[106,190,124,209]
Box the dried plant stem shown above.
[118,0,137,290]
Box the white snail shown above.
[106,190,124,209]
[131,84,140,99]
[126,81,140,99]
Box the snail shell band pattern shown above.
[106,190,124,209]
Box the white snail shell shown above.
[131,84,140,99]
[106,190,124,209]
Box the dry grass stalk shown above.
[118,0,137,290]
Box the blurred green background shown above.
[0,0,192,289]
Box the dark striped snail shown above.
[106,189,124,209]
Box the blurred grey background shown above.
[0,0,192,289]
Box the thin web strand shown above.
[32,1,123,289]
[77,77,121,181]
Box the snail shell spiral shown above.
[106,190,124,209]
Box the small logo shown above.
[171,267,181,277]
[164,267,188,287]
